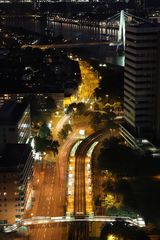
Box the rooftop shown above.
[0,101,29,125]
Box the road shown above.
[24,132,80,239]
[4,127,145,239]
[24,127,90,240]
[22,41,110,50]
[70,129,107,240]
[54,114,71,137]
[26,159,67,240]
[74,129,106,216]
[78,60,99,102]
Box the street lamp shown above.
[105,94,109,103]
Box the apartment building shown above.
[0,144,33,224]
[0,101,31,144]
[120,22,160,147]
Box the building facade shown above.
[0,144,33,224]
[0,101,31,144]
[120,23,160,147]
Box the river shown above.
[3,17,124,67]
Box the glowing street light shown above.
[37,179,40,183]
[56,111,59,115]
[108,234,117,240]
[105,94,109,103]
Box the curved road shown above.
[71,129,107,240]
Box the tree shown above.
[58,128,68,139]
[34,136,49,152]
[93,67,124,102]
[38,123,51,139]
[45,97,56,112]
[66,102,77,114]
[94,87,102,100]
[100,221,149,240]
[76,102,87,115]
[58,124,72,139]
[51,140,60,156]
[63,123,72,133]
[90,112,103,130]
[112,102,122,113]
[97,137,137,176]
[105,109,116,121]
[34,137,60,155]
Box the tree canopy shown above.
[97,137,160,177]
[38,123,51,139]
[100,221,149,240]
[58,123,72,139]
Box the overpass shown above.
[3,215,145,233]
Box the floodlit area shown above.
[65,57,99,105]
[78,61,99,102]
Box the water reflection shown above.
[3,17,124,67]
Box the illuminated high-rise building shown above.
[120,22,160,147]
[0,101,31,144]
[0,144,33,224]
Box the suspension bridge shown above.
[48,10,151,48]
[21,10,150,50]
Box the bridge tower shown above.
[118,10,126,47]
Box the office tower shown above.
[120,22,160,147]
[0,144,33,224]
[0,101,31,144]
